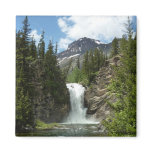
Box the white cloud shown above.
[58,16,131,50]
[29,30,41,45]
[58,38,72,51]
[58,17,70,33]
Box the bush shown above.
[35,120,59,129]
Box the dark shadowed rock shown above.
[32,59,70,123]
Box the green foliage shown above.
[119,34,127,52]
[38,31,45,59]
[66,47,105,86]
[67,48,106,86]
[16,16,35,132]
[103,17,136,136]
[103,109,136,136]
[35,120,59,129]
[29,37,37,60]
[62,58,73,77]
[110,37,119,57]
[77,57,80,69]
[67,67,89,85]
[43,40,68,103]
[16,17,68,133]
[82,48,106,84]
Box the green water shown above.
[16,123,107,136]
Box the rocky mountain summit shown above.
[58,37,112,58]
[84,55,121,122]
[57,37,112,70]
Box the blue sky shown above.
[16,16,66,52]
[16,16,136,53]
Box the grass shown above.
[35,120,59,129]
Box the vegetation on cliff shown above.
[102,18,136,136]
[67,49,106,86]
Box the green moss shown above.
[35,120,59,129]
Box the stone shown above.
[84,55,121,122]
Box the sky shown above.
[16,16,136,53]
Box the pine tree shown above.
[124,16,133,39]
[77,57,80,69]
[38,31,45,59]
[16,16,72,133]
[44,40,68,103]
[82,50,89,76]
[99,49,104,67]
[29,37,37,60]
[119,34,127,53]
[55,42,58,55]
[16,16,34,132]
[89,50,94,73]
[64,58,73,76]
[103,17,136,136]
[111,37,119,57]
[94,49,101,71]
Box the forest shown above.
[16,16,70,133]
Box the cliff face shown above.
[32,60,70,123]
[34,84,70,123]
[84,55,121,122]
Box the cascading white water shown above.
[66,83,91,123]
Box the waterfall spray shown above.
[66,83,92,123]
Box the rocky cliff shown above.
[84,55,121,122]
[32,59,70,123]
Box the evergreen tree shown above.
[99,49,104,67]
[16,16,71,133]
[80,48,106,85]
[93,49,98,71]
[82,50,89,76]
[77,57,80,69]
[103,17,136,136]
[89,50,94,73]
[16,16,34,132]
[64,58,73,77]
[119,34,127,53]
[111,37,119,57]
[29,37,37,60]
[105,51,108,60]
[43,40,67,103]
[124,16,133,39]
[55,42,58,55]
[38,31,45,59]
[94,49,101,71]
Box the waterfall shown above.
[66,83,91,123]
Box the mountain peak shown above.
[57,37,112,71]
[58,37,112,60]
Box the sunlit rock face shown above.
[84,55,121,122]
